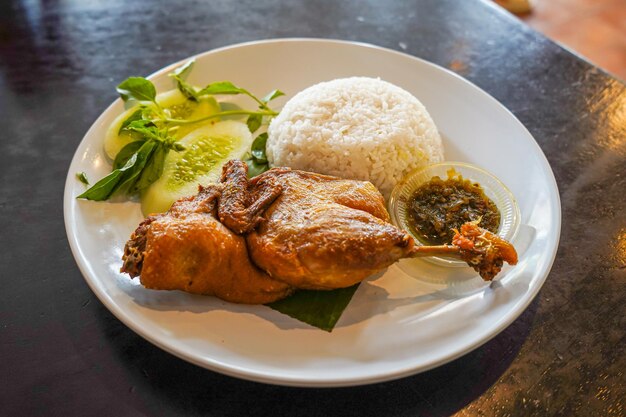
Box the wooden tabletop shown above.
[1,0,624,415]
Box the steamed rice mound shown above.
[266,77,444,198]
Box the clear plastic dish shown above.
[388,161,521,269]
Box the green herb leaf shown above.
[261,89,285,103]
[126,119,155,131]
[175,78,199,101]
[116,77,157,103]
[250,132,268,163]
[267,284,360,332]
[171,59,195,78]
[113,140,145,170]
[169,62,199,101]
[114,141,158,195]
[77,153,140,201]
[197,81,245,96]
[125,121,167,143]
[133,143,168,191]
[246,114,262,133]
[245,159,269,178]
[118,108,145,134]
[76,172,89,185]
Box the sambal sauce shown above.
[407,169,500,245]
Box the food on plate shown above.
[122,160,414,298]
[122,160,518,304]
[266,77,444,198]
[452,221,518,280]
[407,169,501,245]
[122,184,293,304]
[78,59,284,215]
[103,89,220,160]
[140,120,253,214]
[78,65,519,327]
[411,221,517,280]
[242,162,414,290]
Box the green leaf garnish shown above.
[250,132,268,163]
[77,153,140,200]
[267,285,360,332]
[113,141,158,195]
[118,108,144,134]
[76,172,89,185]
[246,114,262,133]
[197,81,245,96]
[175,79,199,101]
[261,89,285,103]
[113,140,145,170]
[171,59,195,78]
[133,143,168,191]
[116,77,157,103]
[246,133,269,176]
[245,159,269,178]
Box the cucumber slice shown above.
[140,120,253,215]
[103,89,220,160]
[103,107,143,161]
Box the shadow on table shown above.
[89,293,538,416]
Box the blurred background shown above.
[495,0,625,80]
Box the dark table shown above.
[2,0,624,415]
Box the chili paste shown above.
[408,169,500,245]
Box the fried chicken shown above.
[242,164,414,290]
[409,221,518,280]
[121,185,293,304]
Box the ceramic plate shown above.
[64,39,560,387]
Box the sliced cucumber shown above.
[103,89,220,160]
[103,107,144,160]
[140,120,253,215]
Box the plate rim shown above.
[64,38,562,387]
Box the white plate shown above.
[64,39,561,387]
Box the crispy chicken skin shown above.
[245,166,415,290]
[122,185,293,304]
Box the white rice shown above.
[266,77,444,198]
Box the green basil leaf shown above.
[141,105,156,120]
[246,114,262,133]
[197,81,245,96]
[126,119,155,131]
[261,89,285,103]
[267,284,360,332]
[125,121,163,143]
[171,59,195,78]
[133,143,168,191]
[77,153,139,201]
[113,140,145,170]
[174,77,198,101]
[116,77,157,103]
[250,132,268,163]
[245,159,269,178]
[76,172,89,185]
[118,108,145,134]
[114,141,158,195]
